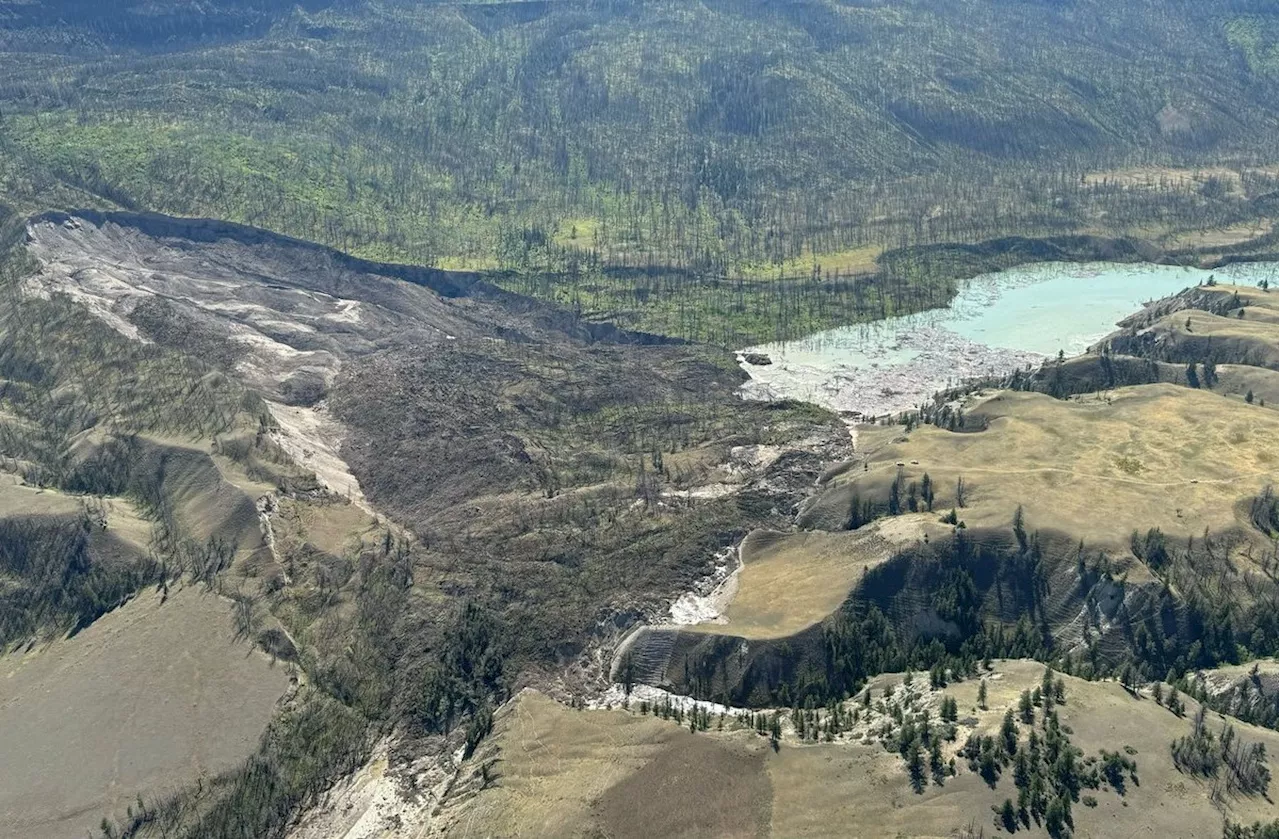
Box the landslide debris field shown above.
[0,0,1277,835]
[1,208,1276,839]
[2,0,1277,346]
[570,278,1279,839]
[0,210,849,838]
[0,200,1274,839]
[622,281,1278,707]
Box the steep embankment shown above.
[625,380,1277,706]
[0,585,292,839]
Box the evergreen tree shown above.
[1045,795,1069,838]
[930,738,946,785]
[907,739,927,793]
[997,798,1018,833]
[1019,689,1035,724]
[1002,709,1020,756]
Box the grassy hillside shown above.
[0,3,1275,835]
[634,274,1280,708]
[0,585,291,839]
[438,662,1278,838]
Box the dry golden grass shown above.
[445,663,1278,839]
[1161,220,1276,251]
[738,244,885,280]
[435,689,771,839]
[0,478,151,552]
[831,385,1278,553]
[270,496,377,558]
[1083,165,1277,194]
[1165,307,1278,345]
[1199,283,1279,316]
[685,518,945,640]
[0,586,291,839]
[773,660,1279,838]
[1199,658,1279,682]
[685,380,1277,641]
[141,435,267,564]
[0,476,83,516]
[1211,363,1280,408]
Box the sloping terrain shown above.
[0,1,1275,348]
[805,385,1277,548]
[679,519,936,641]
[0,223,1274,839]
[435,689,772,839]
[0,478,151,644]
[4,207,1272,839]
[0,209,850,838]
[625,382,1277,704]
[0,2,1275,836]
[612,272,1278,742]
[438,661,1278,838]
[0,585,292,839]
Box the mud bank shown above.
[739,260,1276,418]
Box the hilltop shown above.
[0,217,1274,839]
[436,661,1278,839]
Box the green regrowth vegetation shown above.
[0,0,1276,343]
[1225,16,1280,78]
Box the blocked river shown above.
[739,260,1278,418]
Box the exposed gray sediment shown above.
[740,324,1042,418]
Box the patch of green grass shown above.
[495,261,956,345]
[1226,17,1279,78]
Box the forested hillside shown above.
[0,0,1275,284]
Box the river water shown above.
[739,260,1278,418]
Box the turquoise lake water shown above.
[740,260,1278,417]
